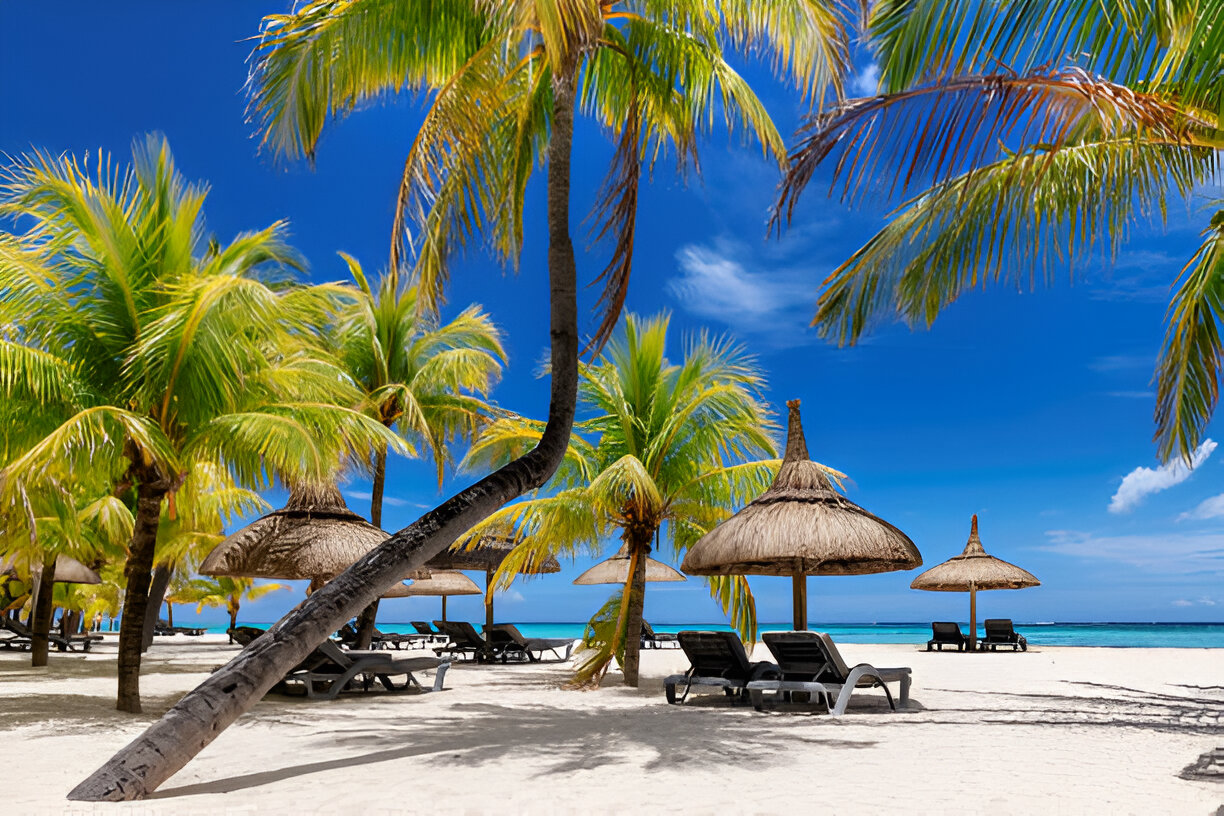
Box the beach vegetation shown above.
[461,312,779,686]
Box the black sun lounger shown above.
[640,620,680,649]
[433,620,495,661]
[927,621,970,651]
[278,640,450,699]
[980,619,1028,651]
[484,623,574,662]
[663,630,778,705]
[747,631,911,716]
[3,615,99,652]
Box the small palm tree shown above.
[334,258,505,645]
[774,1,1224,463]
[0,136,400,711]
[181,577,287,640]
[462,313,787,686]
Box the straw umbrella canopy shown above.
[910,515,1040,650]
[426,535,559,633]
[383,570,481,620]
[200,483,428,586]
[1,553,101,586]
[573,545,686,585]
[682,399,921,629]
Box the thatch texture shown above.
[682,400,921,577]
[910,515,1039,591]
[397,570,482,597]
[0,553,100,585]
[200,483,426,581]
[573,545,686,585]
[427,535,560,575]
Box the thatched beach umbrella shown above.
[427,536,559,633]
[200,483,427,585]
[573,545,686,585]
[1,553,101,586]
[682,399,921,630]
[387,570,481,620]
[910,514,1040,650]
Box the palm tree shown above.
[463,312,782,685]
[180,577,287,639]
[334,256,505,645]
[0,136,399,712]
[72,2,852,799]
[774,0,1224,464]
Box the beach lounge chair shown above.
[228,626,266,646]
[980,619,1027,651]
[484,623,575,662]
[411,621,446,643]
[278,640,450,699]
[153,619,206,637]
[663,630,779,705]
[641,620,680,649]
[2,615,99,652]
[746,631,911,716]
[0,616,31,650]
[432,620,494,661]
[927,621,970,651]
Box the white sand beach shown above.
[2,634,1221,815]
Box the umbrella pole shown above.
[441,596,447,622]
[969,585,977,651]
[792,574,808,630]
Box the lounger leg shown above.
[431,662,450,691]
[898,674,910,708]
[665,682,677,704]
[834,667,894,716]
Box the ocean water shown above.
[222,621,1224,648]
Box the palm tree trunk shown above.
[166,604,173,628]
[30,556,57,668]
[354,443,389,649]
[116,480,167,713]
[70,69,581,802]
[142,565,173,652]
[620,533,650,687]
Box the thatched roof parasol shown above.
[427,535,560,633]
[911,514,1039,649]
[200,483,427,583]
[0,553,100,585]
[682,399,921,629]
[573,545,686,585]
[384,570,481,619]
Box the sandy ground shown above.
[1,634,1221,815]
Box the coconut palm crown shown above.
[459,312,801,686]
[774,0,1224,463]
[0,135,401,712]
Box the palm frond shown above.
[814,139,1218,344]
[1155,210,1224,462]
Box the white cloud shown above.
[850,62,879,96]
[1089,354,1152,372]
[346,490,408,507]
[495,589,525,603]
[1105,390,1154,399]
[1172,599,1194,607]
[1171,597,1217,607]
[667,242,818,346]
[1179,493,1224,522]
[1107,439,1216,513]
[1043,529,1224,575]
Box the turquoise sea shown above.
[222,621,1224,648]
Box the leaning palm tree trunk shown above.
[141,565,173,652]
[68,71,581,802]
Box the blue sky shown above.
[3,2,1222,627]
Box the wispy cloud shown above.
[667,240,820,346]
[1107,439,1216,513]
[1088,354,1152,372]
[347,490,409,508]
[1105,390,1155,399]
[1172,597,1217,607]
[1179,492,1224,522]
[1043,529,1224,575]
[850,62,879,97]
